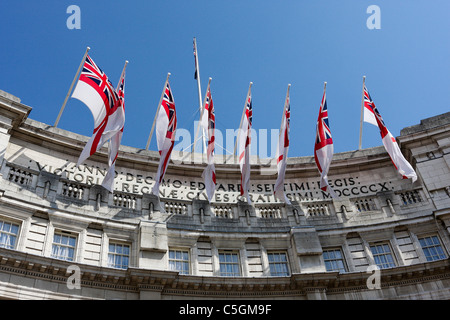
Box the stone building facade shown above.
[0,89,448,300]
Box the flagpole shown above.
[234,82,253,156]
[116,60,129,91]
[193,77,212,153]
[358,76,366,150]
[146,72,171,150]
[54,46,90,127]
[193,37,207,153]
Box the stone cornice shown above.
[0,91,32,133]
[397,112,450,148]
[0,247,448,299]
[400,112,450,136]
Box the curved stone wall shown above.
[0,89,449,300]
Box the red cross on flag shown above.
[363,84,417,183]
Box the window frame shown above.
[51,230,78,262]
[107,241,131,270]
[218,250,241,277]
[168,248,190,275]
[0,217,20,250]
[266,251,290,277]
[369,242,396,269]
[322,247,348,273]
[418,235,447,262]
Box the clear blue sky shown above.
[1,1,449,158]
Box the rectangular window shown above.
[168,249,190,275]
[219,251,241,277]
[267,251,290,276]
[419,235,447,261]
[370,243,396,269]
[108,242,130,269]
[0,219,20,249]
[323,248,347,273]
[51,232,77,261]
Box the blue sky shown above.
[1,1,449,158]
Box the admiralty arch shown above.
[0,89,449,300]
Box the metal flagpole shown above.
[233,82,253,156]
[193,37,207,153]
[358,76,366,150]
[54,46,90,127]
[193,77,212,154]
[146,72,171,150]
[116,60,129,91]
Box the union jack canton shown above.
[202,88,217,202]
[239,92,253,203]
[314,88,338,198]
[363,85,417,182]
[151,81,177,196]
[74,54,119,166]
[273,89,291,204]
[79,55,119,129]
